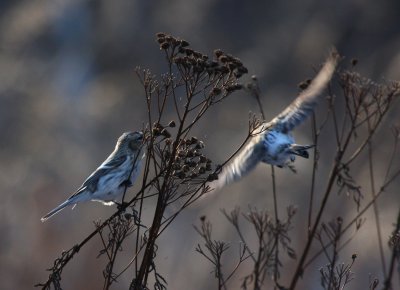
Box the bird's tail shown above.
[289,144,314,159]
[41,198,76,222]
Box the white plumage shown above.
[41,131,145,221]
[215,51,339,188]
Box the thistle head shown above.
[117,131,144,152]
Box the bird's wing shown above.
[270,50,339,132]
[213,137,266,189]
[70,154,128,197]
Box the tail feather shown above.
[41,198,75,222]
[289,144,314,158]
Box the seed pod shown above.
[211,87,222,95]
[199,155,207,163]
[160,42,170,50]
[214,49,224,58]
[195,141,205,149]
[152,127,161,136]
[168,120,176,127]
[180,40,190,47]
[207,173,218,181]
[199,166,206,174]
[219,55,228,63]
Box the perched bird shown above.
[215,51,339,188]
[41,131,145,222]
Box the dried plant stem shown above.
[367,116,387,277]
[383,210,400,290]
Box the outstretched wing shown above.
[213,138,265,189]
[271,50,339,133]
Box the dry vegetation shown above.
[37,34,400,290]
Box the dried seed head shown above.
[165,138,172,145]
[186,150,194,158]
[160,42,170,50]
[157,37,165,44]
[182,165,190,172]
[152,127,161,136]
[199,166,206,174]
[196,141,205,149]
[185,48,194,56]
[207,173,218,181]
[168,120,176,127]
[214,49,224,58]
[156,32,166,38]
[188,160,197,167]
[200,215,206,222]
[206,163,212,171]
[153,122,163,129]
[351,253,357,260]
[174,171,186,179]
[219,55,228,63]
[238,66,248,74]
[199,155,207,163]
[180,40,190,47]
[211,87,222,96]
[298,81,309,90]
[190,136,198,144]
[351,58,358,66]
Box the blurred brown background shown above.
[0,0,399,289]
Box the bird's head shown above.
[118,131,144,151]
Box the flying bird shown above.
[41,131,145,221]
[215,51,339,188]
